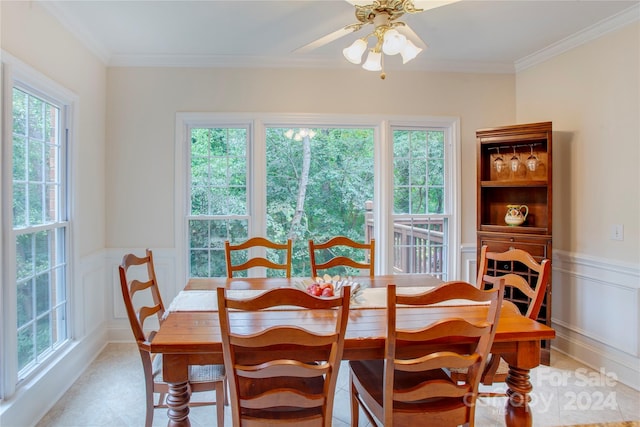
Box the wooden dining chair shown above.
[217,285,351,427]
[450,244,551,389]
[118,249,227,427]
[349,281,504,427]
[225,237,293,278]
[308,236,375,278]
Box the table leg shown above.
[504,365,533,427]
[166,381,191,427]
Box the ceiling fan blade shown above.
[294,26,360,54]
[397,24,428,50]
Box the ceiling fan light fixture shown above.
[343,38,368,64]
[400,39,423,63]
[382,29,407,55]
[362,50,382,71]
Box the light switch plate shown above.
[610,224,624,241]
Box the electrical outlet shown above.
[610,224,624,241]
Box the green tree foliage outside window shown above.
[266,127,374,277]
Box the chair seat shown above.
[449,357,509,387]
[350,360,467,412]
[152,354,226,384]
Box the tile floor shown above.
[34,343,639,427]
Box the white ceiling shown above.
[41,0,639,73]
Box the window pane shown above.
[266,127,374,277]
[189,127,248,217]
[17,326,35,371]
[12,87,69,379]
[29,138,43,182]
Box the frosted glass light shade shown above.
[362,50,382,71]
[382,29,407,55]
[343,39,367,64]
[400,39,423,63]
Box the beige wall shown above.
[1,1,107,257]
[516,22,639,389]
[106,67,515,248]
[516,22,640,264]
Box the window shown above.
[393,128,448,278]
[177,114,459,281]
[2,58,73,395]
[187,126,250,277]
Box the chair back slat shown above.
[309,236,374,277]
[237,361,330,379]
[230,326,338,348]
[225,237,292,278]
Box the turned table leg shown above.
[166,381,191,427]
[504,365,533,427]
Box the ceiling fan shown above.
[295,0,459,79]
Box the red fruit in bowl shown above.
[322,287,334,297]
[307,283,322,296]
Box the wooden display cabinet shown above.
[476,121,552,364]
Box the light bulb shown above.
[400,39,423,64]
[362,50,382,71]
[382,29,406,55]
[343,39,367,64]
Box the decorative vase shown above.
[505,204,528,226]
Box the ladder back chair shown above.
[349,281,504,427]
[308,236,375,278]
[217,285,351,427]
[225,237,293,278]
[450,244,551,388]
[118,249,227,427]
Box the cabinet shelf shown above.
[479,224,549,234]
[481,180,547,187]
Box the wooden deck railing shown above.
[365,213,446,277]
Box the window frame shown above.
[175,113,460,283]
[1,52,77,399]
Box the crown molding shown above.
[515,3,640,72]
[108,53,515,74]
[38,0,111,64]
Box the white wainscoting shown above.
[551,249,640,391]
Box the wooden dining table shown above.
[151,274,555,427]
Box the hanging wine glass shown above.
[510,147,520,172]
[526,145,539,172]
[494,148,505,173]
